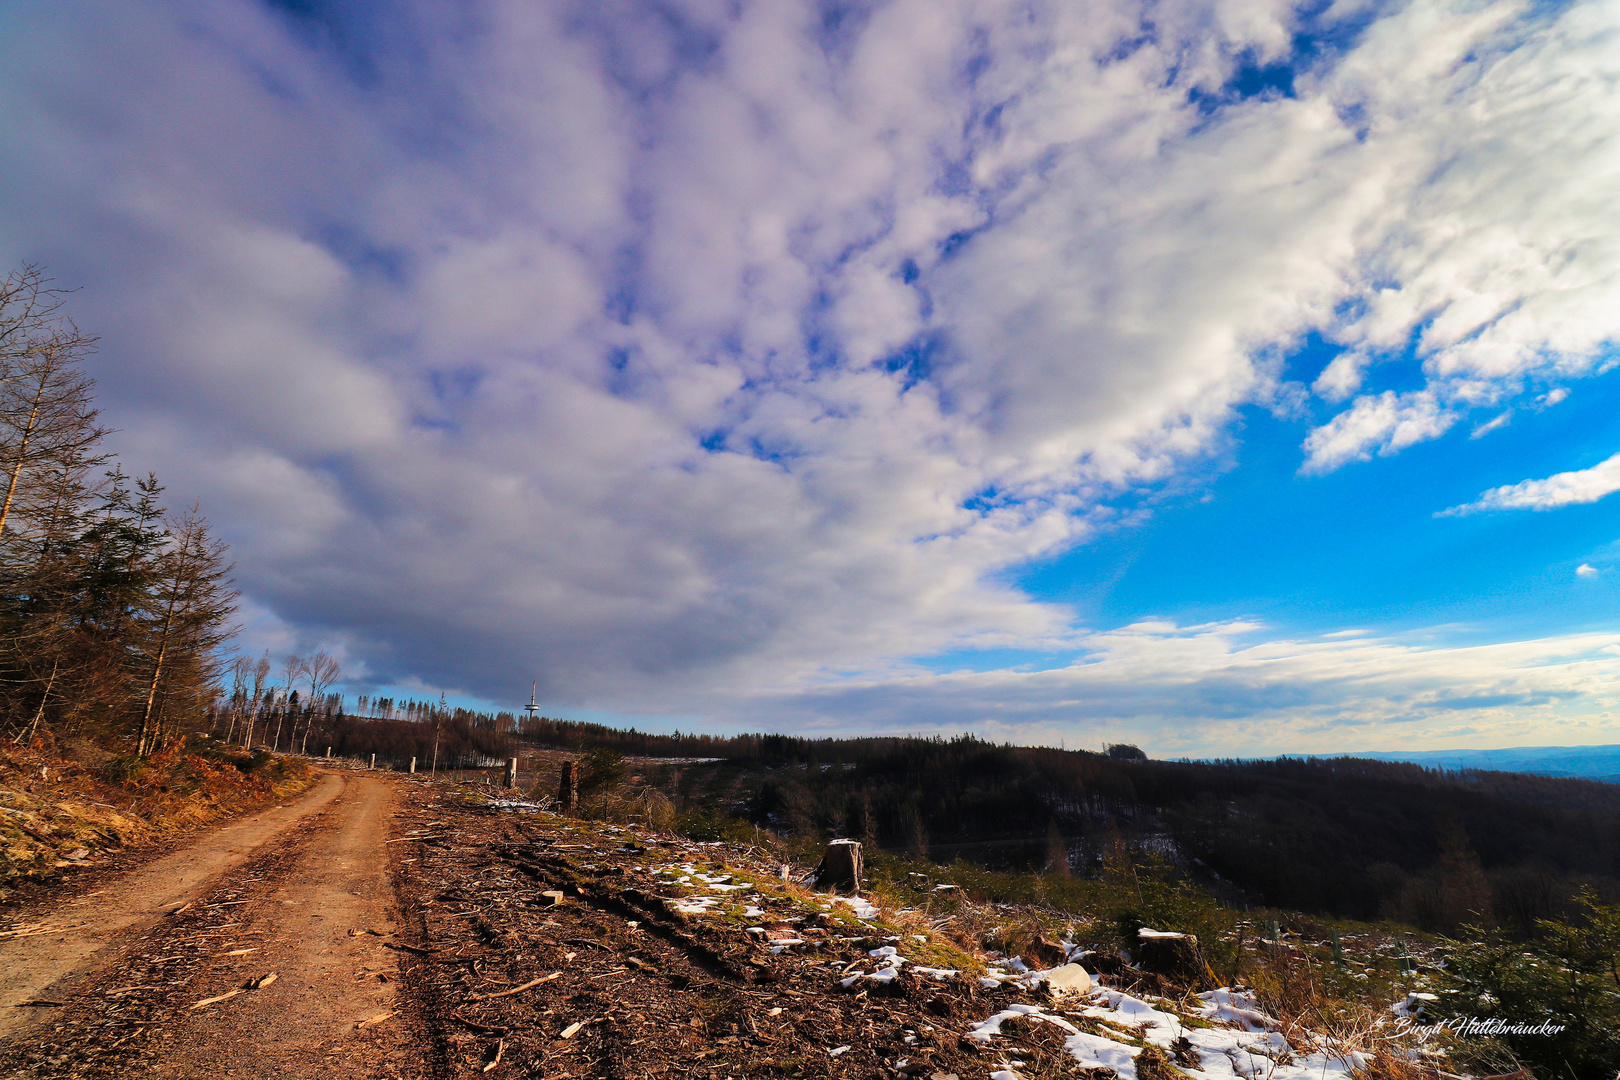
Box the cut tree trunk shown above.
[815,840,863,893]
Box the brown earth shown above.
[0,770,425,1079]
[0,771,1082,1080]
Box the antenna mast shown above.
[523,680,541,733]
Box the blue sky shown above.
[3,0,1620,755]
[1015,368,1620,640]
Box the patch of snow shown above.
[968,984,1364,1080]
[1064,1031,1143,1079]
[672,896,720,915]
[833,896,879,919]
[1192,989,1280,1032]
[911,965,959,979]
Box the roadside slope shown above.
[0,771,345,1034]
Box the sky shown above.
[2,0,1619,757]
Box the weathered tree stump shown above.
[409,756,417,774]
[815,839,863,893]
[1135,928,1218,988]
[504,757,518,789]
[557,761,578,812]
[1025,936,1068,969]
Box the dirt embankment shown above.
[0,736,316,900]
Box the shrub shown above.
[103,754,146,784]
[1435,890,1620,1079]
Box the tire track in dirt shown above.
[0,771,344,1034]
[0,772,428,1079]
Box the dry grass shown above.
[0,734,315,898]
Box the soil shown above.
[0,772,1067,1079]
[0,772,344,1034]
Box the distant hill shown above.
[1347,744,1620,784]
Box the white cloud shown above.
[1577,563,1600,577]
[1313,351,1370,403]
[708,621,1620,755]
[1442,451,1620,515]
[1470,410,1512,439]
[1301,390,1455,473]
[1,0,1619,741]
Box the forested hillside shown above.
[489,724,1620,939]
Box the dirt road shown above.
[0,770,420,1079]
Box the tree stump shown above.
[815,839,863,893]
[557,761,578,812]
[1135,929,1217,988]
[409,757,417,774]
[504,757,518,789]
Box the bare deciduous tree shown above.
[271,654,306,752]
[299,651,340,754]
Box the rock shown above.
[1045,963,1093,997]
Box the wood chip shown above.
[559,1020,585,1039]
[356,1011,396,1029]
[251,972,277,989]
[482,1040,505,1073]
[190,988,243,1009]
[467,972,558,1001]
[215,948,258,957]
[0,924,77,939]
[11,999,65,1007]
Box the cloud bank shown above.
[2,0,1619,748]
[1443,451,1620,515]
[729,621,1620,756]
